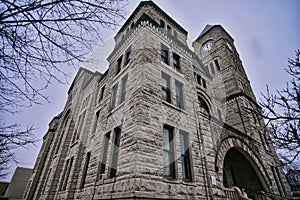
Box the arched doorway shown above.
[223,148,265,199]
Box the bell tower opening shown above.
[223,148,265,199]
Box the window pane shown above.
[109,128,121,178]
[99,133,110,175]
[111,83,118,110]
[80,152,91,188]
[125,51,131,65]
[180,131,191,181]
[162,73,171,103]
[120,75,128,103]
[163,126,175,178]
[117,56,122,74]
[173,53,180,72]
[161,49,169,64]
[175,81,183,108]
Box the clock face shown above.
[202,40,213,52]
[226,41,233,51]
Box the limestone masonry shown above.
[24,1,292,199]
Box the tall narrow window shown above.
[116,56,123,74]
[198,96,209,114]
[125,50,131,65]
[162,73,171,103]
[210,63,215,74]
[42,168,52,194]
[173,53,180,72]
[99,132,110,179]
[55,116,69,154]
[119,74,128,103]
[161,46,169,64]
[72,110,86,143]
[60,157,74,191]
[80,152,91,189]
[109,127,121,178]
[111,83,118,110]
[99,85,105,103]
[214,59,220,71]
[180,131,192,181]
[163,126,176,179]
[91,111,100,134]
[175,80,183,109]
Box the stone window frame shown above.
[59,156,74,191]
[110,83,119,110]
[161,71,186,111]
[80,152,91,189]
[173,52,181,72]
[109,127,122,178]
[119,74,128,104]
[163,125,176,179]
[161,44,169,65]
[161,72,171,103]
[124,47,131,66]
[175,80,184,109]
[179,130,192,182]
[110,73,129,112]
[72,109,86,143]
[116,55,123,75]
[99,132,111,180]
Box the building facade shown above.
[24,1,291,199]
[286,170,300,197]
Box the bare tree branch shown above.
[0,0,127,177]
[260,49,300,168]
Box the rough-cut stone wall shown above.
[24,2,291,200]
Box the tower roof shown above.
[195,24,234,41]
[117,1,187,35]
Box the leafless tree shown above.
[260,49,300,168]
[0,123,35,177]
[0,0,127,177]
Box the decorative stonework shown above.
[24,1,291,200]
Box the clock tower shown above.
[193,25,261,135]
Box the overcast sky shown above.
[1,0,299,182]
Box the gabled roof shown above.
[117,1,187,35]
[195,24,234,42]
[67,67,101,94]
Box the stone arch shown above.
[215,136,271,193]
[197,93,212,115]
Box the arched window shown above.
[198,96,209,114]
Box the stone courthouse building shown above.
[24,1,291,199]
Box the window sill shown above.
[163,177,194,185]
[113,63,130,83]
[162,100,186,114]
[160,61,184,78]
[109,102,125,116]
[70,140,78,148]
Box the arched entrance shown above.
[223,148,265,199]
